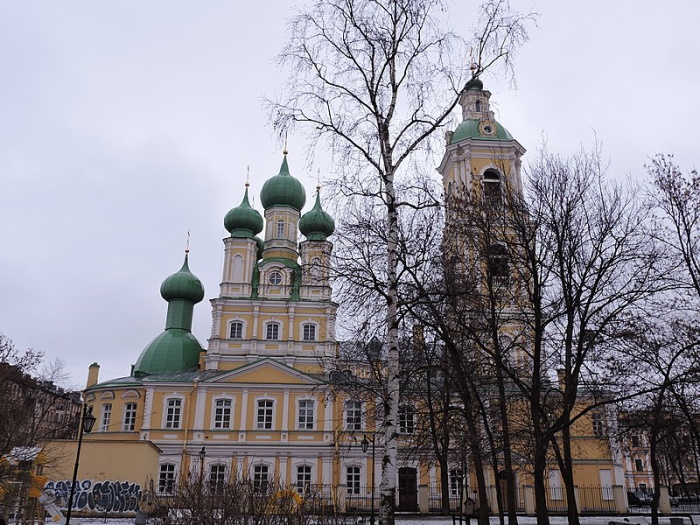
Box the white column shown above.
[282,390,290,431]
[194,388,207,430]
[239,389,249,441]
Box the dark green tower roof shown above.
[299,188,335,241]
[224,184,264,238]
[260,154,306,211]
[160,254,205,303]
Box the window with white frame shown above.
[230,321,243,339]
[123,402,137,431]
[346,466,361,495]
[256,400,274,430]
[269,271,283,286]
[253,464,269,492]
[296,465,312,494]
[266,322,280,340]
[214,399,232,429]
[302,323,316,341]
[100,403,112,432]
[398,405,416,435]
[482,169,502,205]
[276,219,285,238]
[158,464,176,493]
[298,400,315,430]
[345,400,362,431]
[449,469,464,497]
[210,464,226,494]
[165,398,182,429]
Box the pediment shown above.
[207,359,324,386]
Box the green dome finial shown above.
[300,186,335,241]
[260,153,307,211]
[224,183,264,238]
[160,254,205,303]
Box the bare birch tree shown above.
[269,2,532,522]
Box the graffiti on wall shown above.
[45,479,142,513]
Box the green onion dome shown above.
[466,77,484,91]
[160,254,205,303]
[260,154,306,211]
[224,184,264,238]
[133,330,203,375]
[299,188,335,241]
[254,236,264,259]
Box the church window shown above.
[398,405,416,435]
[346,466,361,495]
[209,464,226,494]
[165,398,182,429]
[482,169,502,205]
[344,400,362,431]
[487,245,509,287]
[158,464,176,493]
[310,257,322,282]
[100,403,112,432]
[475,100,481,112]
[230,321,243,339]
[214,399,232,429]
[253,464,269,492]
[123,403,137,431]
[231,255,244,282]
[631,434,640,448]
[297,465,312,494]
[449,469,464,497]
[256,400,274,430]
[277,219,285,238]
[635,459,644,472]
[298,400,315,430]
[269,271,283,285]
[266,322,280,340]
[593,411,606,437]
[302,323,317,341]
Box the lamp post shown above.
[361,434,376,525]
[65,404,96,525]
[198,446,206,486]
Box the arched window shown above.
[231,255,244,282]
[475,100,481,112]
[265,322,280,340]
[483,169,502,205]
[487,244,509,287]
[230,321,243,339]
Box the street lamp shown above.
[361,434,376,525]
[65,404,96,525]
[198,446,206,486]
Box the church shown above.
[43,80,627,517]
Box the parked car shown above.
[678,493,699,503]
[627,492,652,506]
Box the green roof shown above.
[224,186,264,238]
[132,329,204,376]
[450,118,514,144]
[300,190,335,240]
[160,255,205,303]
[260,155,306,211]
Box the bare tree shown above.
[269,2,533,522]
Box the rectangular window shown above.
[166,398,182,429]
[214,399,232,429]
[100,403,112,432]
[592,412,605,437]
[298,400,315,430]
[210,464,226,494]
[449,469,464,497]
[230,322,243,339]
[302,324,316,341]
[635,459,644,472]
[266,323,280,340]
[631,435,640,448]
[123,403,137,431]
[158,464,176,493]
[346,466,361,495]
[253,465,269,492]
[399,405,415,435]
[277,220,285,238]
[345,400,362,431]
[297,465,312,494]
[257,400,274,430]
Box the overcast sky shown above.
[1,1,698,388]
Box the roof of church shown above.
[160,255,205,303]
[450,118,514,144]
[260,154,306,211]
[300,189,335,241]
[224,185,264,238]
